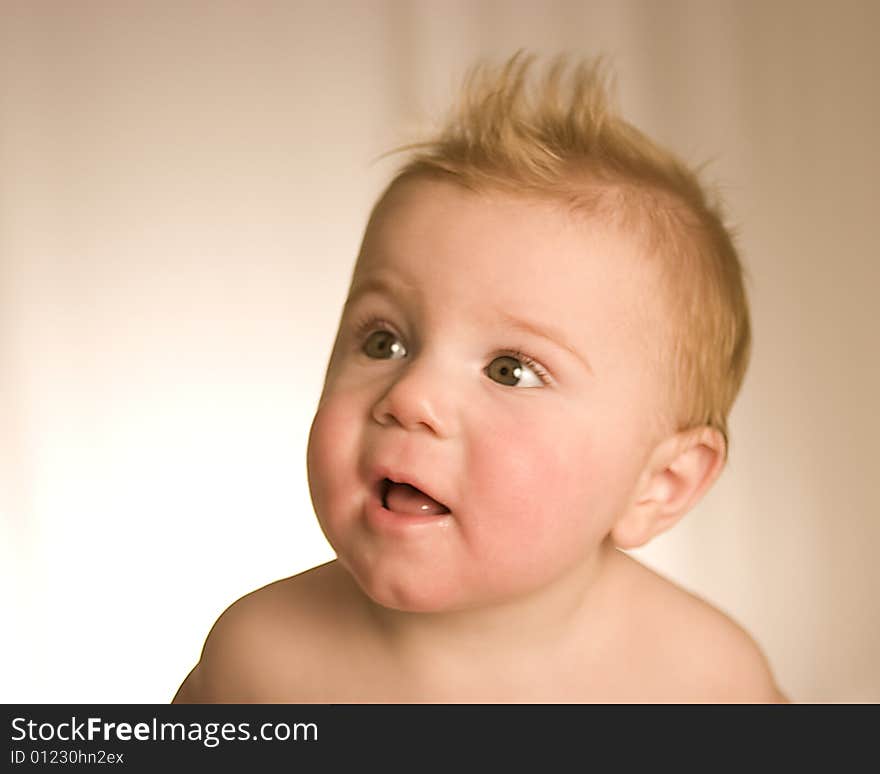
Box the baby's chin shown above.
[337,553,490,614]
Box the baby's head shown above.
[306,53,750,613]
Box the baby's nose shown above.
[370,358,458,438]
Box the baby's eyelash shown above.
[502,349,552,385]
[353,315,400,341]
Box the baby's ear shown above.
[611,426,726,550]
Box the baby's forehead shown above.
[361,176,670,289]
[356,179,671,345]
[365,174,685,277]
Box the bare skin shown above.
[173,544,787,704]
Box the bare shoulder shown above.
[611,551,788,703]
[172,561,358,703]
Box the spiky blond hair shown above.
[385,51,750,451]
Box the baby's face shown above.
[307,176,667,612]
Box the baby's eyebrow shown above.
[500,312,593,374]
[343,275,412,309]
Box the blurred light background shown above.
[1,0,877,702]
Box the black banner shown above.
[2,704,873,770]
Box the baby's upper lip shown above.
[372,465,452,513]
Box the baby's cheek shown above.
[456,424,601,598]
[306,396,362,522]
[466,413,603,547]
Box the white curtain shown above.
[2,0,877,702]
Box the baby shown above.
[174,54,786,703]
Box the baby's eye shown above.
[484,355,545,388]
[363,329,407,360]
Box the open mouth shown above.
[380,477,450,516]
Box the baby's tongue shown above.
[385,482,449,515]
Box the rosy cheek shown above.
[307,405,336,480]
[306,397,361,520]
[465,411,604,552]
